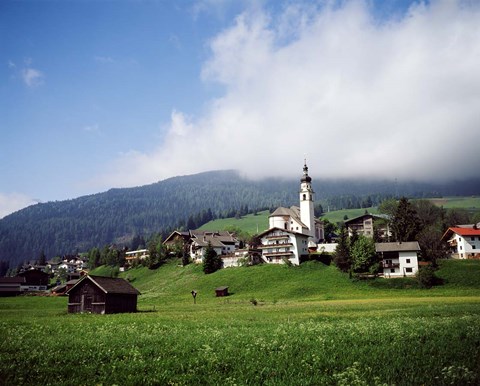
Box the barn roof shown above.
[67,275,140,295]
[0,277,26,284]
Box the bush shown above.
[416,266,441,289]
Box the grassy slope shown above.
[199,196,480,235]
[113,259,480,308]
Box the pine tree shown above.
[391,197,420,242]
[333,225,351,272]
[202,242,222,274]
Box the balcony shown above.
[381,262,400,269]
[258,243,293,249]
[264,251,293,257]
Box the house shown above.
[344,213,390,239]
[18,269,50,291]
[376,242,420,277]
[221,248,262,268]
[125,249,149,263]
[189,230,239,263]
[441,227,480,259]
[258,227,309,266]
[66,275,140,314]
[268,161,324,245]
[0,277,26,297]
[163,231,190,247]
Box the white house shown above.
[125,249,149,263]
[376,242,420,277]
[189,230,239,263]
[441,227,480,259]
[258,227,309,266]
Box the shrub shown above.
[416,265,441,289]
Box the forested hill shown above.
[1,169,479,266]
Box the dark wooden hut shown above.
[66,275,140,314]
[18,269,49,290]
[215,286,229,297]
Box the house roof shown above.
[0,277,26,284]
[66,275,140,295]
[190,230,238,247]
[163,230,190,244]
[344,213,388,224]
[375,241,421,252]
[257,227,310,239]
[441,227,480,241]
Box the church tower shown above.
[300,160,315,239]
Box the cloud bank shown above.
[99,0,480,188]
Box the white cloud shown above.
[96,0,480,189]
[0,193,37,219]
[21,67,44,87]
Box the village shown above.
[1,162,479,315]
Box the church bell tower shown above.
[300,160,315,239]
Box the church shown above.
[258,162,324,265]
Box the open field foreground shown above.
[1,261,480,385]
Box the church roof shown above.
[269,206,308,229]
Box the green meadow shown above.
[1,260,480,385]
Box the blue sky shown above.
[1,0,480,218]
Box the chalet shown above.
[344,213,390,239]
[258,227,309,266]
[18,269,50,291]
[0,277,25,297]
[376,242,420,277]
[66,275,140,314]
[188,230,239,263]
[163,231,190,247]
[441,227,480,259]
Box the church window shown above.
[303,194,306,201]
[284,223,288,230]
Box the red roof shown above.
[441,227,480,241]
[447,227,480,236]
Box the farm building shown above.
[66,275,140,314]
[0,277,26,297]
[18,269,50,291]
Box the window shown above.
[303,194,306,201]
[460,246,463,250]
[471,237,475,241]
[406,259,411,263]
[390,269,395,273]
[405,268,413,273]
[473,245,477,250]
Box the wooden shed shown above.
[66,275,140,314]
[215,286,229,297]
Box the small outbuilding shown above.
[215,286,229,297]
[66,275,140,314]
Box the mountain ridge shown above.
[1,169,479,266]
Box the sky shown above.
[1,0,480,218]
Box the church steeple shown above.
[300,160,315,240]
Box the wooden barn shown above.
[66,275,140,314]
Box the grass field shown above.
[1,260,480,385]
